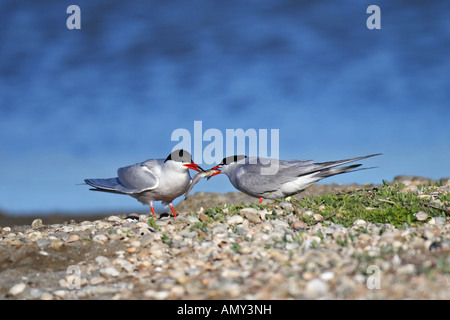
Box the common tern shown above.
[84,149,203,218]
[211,154,381,203]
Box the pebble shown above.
[305,279,328,298]
[108,215,122,223]
[240,208,261,223]
[313,214,323,221]
[93,234,108,244]
[0,182,448,300]
[429,217,446,225]
[31,219,43,230]
[9,283,26,296]
[199,213,209,222]
[279,202,294,211]
[35,238,51,249]
[227,215,244,225]
[66,234,80,243]
[414,211,428,221]
[319,271,335,282]
[140,234,154,247]
[100,267,120,277]
[29,288,43,299]
[90,276,106,285]
[353,219,367,227]
[293,220,308,230]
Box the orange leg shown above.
[259,197,263,204]
[169,203,177,217]
[149,202,157,218]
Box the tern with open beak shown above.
[211,153,381,203]
[84,149,203,218]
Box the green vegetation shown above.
[147,217,160,231]
[190,182,448,229]
[293,182,449,228]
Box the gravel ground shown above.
[0,177,449,300]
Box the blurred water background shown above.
[0,0,449,216]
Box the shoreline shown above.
[1,175,447,228]
[0,176,448,300]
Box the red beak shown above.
[211,165,221,170]
[210,170,222,177]
[183,161,203,172]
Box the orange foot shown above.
[169,203,177,217]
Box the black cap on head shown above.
[165,149,193,163]
[219,155,247,165]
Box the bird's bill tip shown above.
[210,170,222,177]
[183,162,204,172]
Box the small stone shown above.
[302,236,321,249]
[9,283,26,296]
[259,209,270,220]
[414,211,428,221]
[53,290,68,298]
[428,217,446,225]
[227,215,244,225]
[100,266,120,277]
[113,258,135,273]
[29,288,42,299]
[302,271,315,280]
[40,292,53,300]
[66,234,80,243]
[31,219,43,230]
[108,233,122,241]
[199,212,209,222]
[240,208,261,223]
[397,264,416,275]
[35,238,51,249]
[108,215,122,223]
[3,227,11,232]
[293,220,308,230]
[285,242,299,250]
[305,279,328,298]
[95,256,111,266]
[280,202,294,211]
[144,289,170,300]
[353,219,367,227]
[130,240,141,247]
[140,234,154,247]
[358,233,371,242]
[125,247,136,253]
[186,216,200,224]
[93,234,108,244]
[212,224,228,235]
[313,214,323,221]
[90,276,106,285]
[319,271,335,282]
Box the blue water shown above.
[1,0,449,215]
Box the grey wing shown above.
[232,159,313,196]
[231,154,381,196]
[117,161,160,193]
